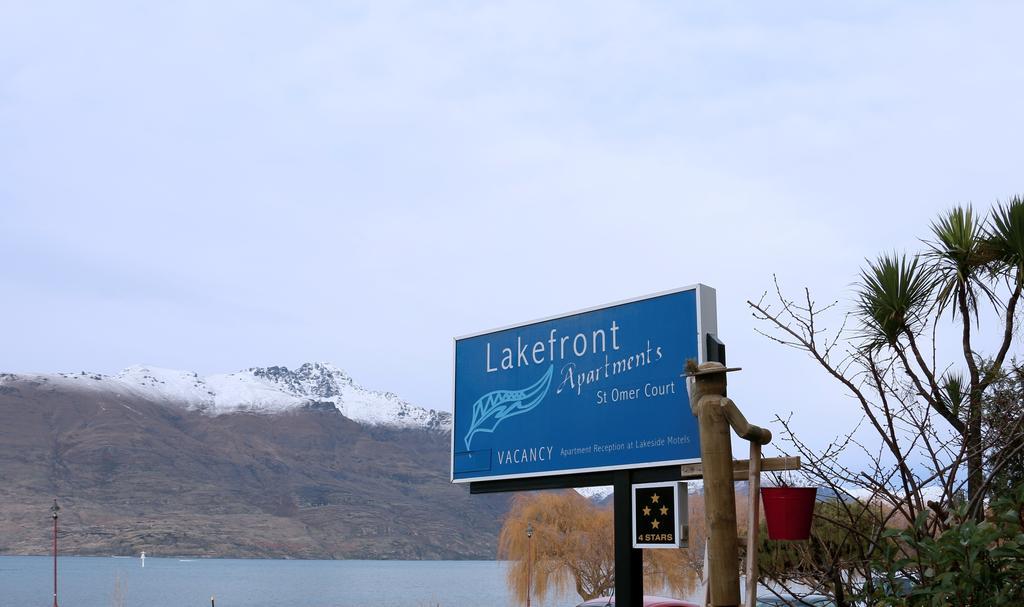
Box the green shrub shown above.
[870,485,1024,606]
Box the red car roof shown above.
[577,595,699,607]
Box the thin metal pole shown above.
[702,539,710,607]
[53,513,57,607]
[51,499,59,607]
[527,537,532,607]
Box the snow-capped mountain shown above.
[0,363,506,559]
[7,362,450,430]
[575,486,615,502]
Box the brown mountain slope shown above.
[0,376,508,559]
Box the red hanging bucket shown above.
[761,487,817,540]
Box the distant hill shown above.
[0,363,508,559]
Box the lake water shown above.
[0,557,588,607]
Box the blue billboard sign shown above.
[451,285,717,483]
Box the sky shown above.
[2,1,1023,460]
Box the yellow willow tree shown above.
[498,490,702,603]
[499,490,614,603]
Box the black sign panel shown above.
[632,482,681,548]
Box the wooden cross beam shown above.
[679,456,800,481]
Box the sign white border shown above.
[450,284,718,483]
[632,481,684,549]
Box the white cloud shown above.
[1,1,1022,465]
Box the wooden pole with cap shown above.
[685,361,771,607]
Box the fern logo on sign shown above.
[451,285,716,483]
[464,366,553,450]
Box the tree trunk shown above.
[968,396,984,520]
[958,283,984,520]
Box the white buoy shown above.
[140,551,146,567]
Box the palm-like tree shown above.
[972,197,1024,514]
[926,206,992,318]
[855,253,962,434]
[853,199,1024,513]
[981,197,1024,374]
[923,206,993,509]
[855,252,934,350]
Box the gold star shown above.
[651,493,660,504]
[642,506,651,516]
[651,519,660,529]
[660,505,669,516]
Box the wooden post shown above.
[697,398,741,607]
[745,442,762,607]
[688,362,772,607]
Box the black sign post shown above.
[614,471,642,607]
